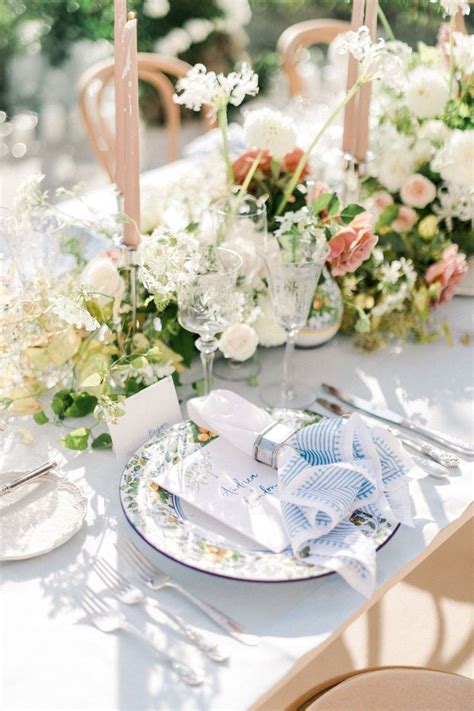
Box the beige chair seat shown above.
[307,667,474,711]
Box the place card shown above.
[108,376,182,461]
[157,436,290,553]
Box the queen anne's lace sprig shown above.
[274,207,328,263]
[173,62,258,116]
[337,26,405,91]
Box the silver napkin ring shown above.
[254,422,297,468]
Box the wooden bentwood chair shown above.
[78,53,212,182]
[277,19,351,97]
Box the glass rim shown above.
[212,194,267,218]
[180,246,243,281]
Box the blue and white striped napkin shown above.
[188,390,422,597]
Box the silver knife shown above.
[322,384,474,456]
[0,461,57,497]
[316,397,460,469]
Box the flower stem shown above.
[378,4,395,42]
[217,108,234,187]
[237,149,264,202]
[448,15,456,99]
[275,82,361,217]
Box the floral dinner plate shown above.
[119,409,400,583]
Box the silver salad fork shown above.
[78,586,204,686]
[119,539,259,646]
[93,556,229,662]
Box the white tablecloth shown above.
[2,293,473,709]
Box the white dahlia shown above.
[244,108,296,158]
[432,130,474,188]
[405,67,449,119]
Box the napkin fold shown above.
[188,390,423,597]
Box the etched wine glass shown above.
[260,237,328,409]
[177,247,242,396]
[212,195,267,381]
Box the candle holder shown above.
[341,152,372,205]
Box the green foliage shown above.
[60,426,91,450]
[91,432,113,449]
[51,389,98,419]
[340,204,365,224]
[33,410,49,425]
[376,204,399,231]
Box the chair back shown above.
[277,19,351,96]
[78,53,208,182]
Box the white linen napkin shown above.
[188,389,421,597]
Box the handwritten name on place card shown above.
[108,376,182,460]
[158,437,289,553]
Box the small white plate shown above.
[0,473,87,561]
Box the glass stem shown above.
[283,329,297,401]
[196,337,217,395]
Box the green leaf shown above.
[311,192,333,215]
[51,389,74,419]
[64,392,98,418]
[92,432,113,449]
[124,378,146,397]
[327,195,340,216]
[376,204,399,230]
[0,397,13,411]
[60,427,91,451]
[80,372,102,389]
[340,204,366,224]
[33,410,49,425]
[247,375,258,386]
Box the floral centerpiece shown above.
[0,25,412,447]
[338,0,472,349]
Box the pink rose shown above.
[367,191,394,216]
[327,212,378,277]
[392,205,418,233]
[400,174,436,209]
[425,244,468,306]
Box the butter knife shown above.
[322,384,474,456]
[0,461,57,497]
[316,397,460,469]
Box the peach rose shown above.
[400,174,436,209]
[425,244,468,306]
[368,191,394,216]
[327,212,378,277]
[392,205,418,233]
[232,149,271,185]
[281,147,311,180]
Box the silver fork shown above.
[119,539,258,646]
[78,586,204,686]
[93,557,229,662]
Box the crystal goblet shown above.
[260,238,328,409]
[211,195,267,382]
[177,247,242,396]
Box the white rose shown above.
[432,129,474,188]
[378,152,415,193]
[418,120,450,144]
[244,108,296,157]
[252,295,286,347]
[81,256,125,319]
[219,323,259,361]
[405,67,449,119]
[413,139,434,167]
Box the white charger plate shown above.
[120,410,399,583]
[0,473,87,561]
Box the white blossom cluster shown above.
[274,208,328,264]
[337,26,405,90]
[174,62,258,117]
[435,0,471,17]
[138,227,201,309]
[154,0,251,57]
[371,258,417,318]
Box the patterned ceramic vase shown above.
[296,267,343,348]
